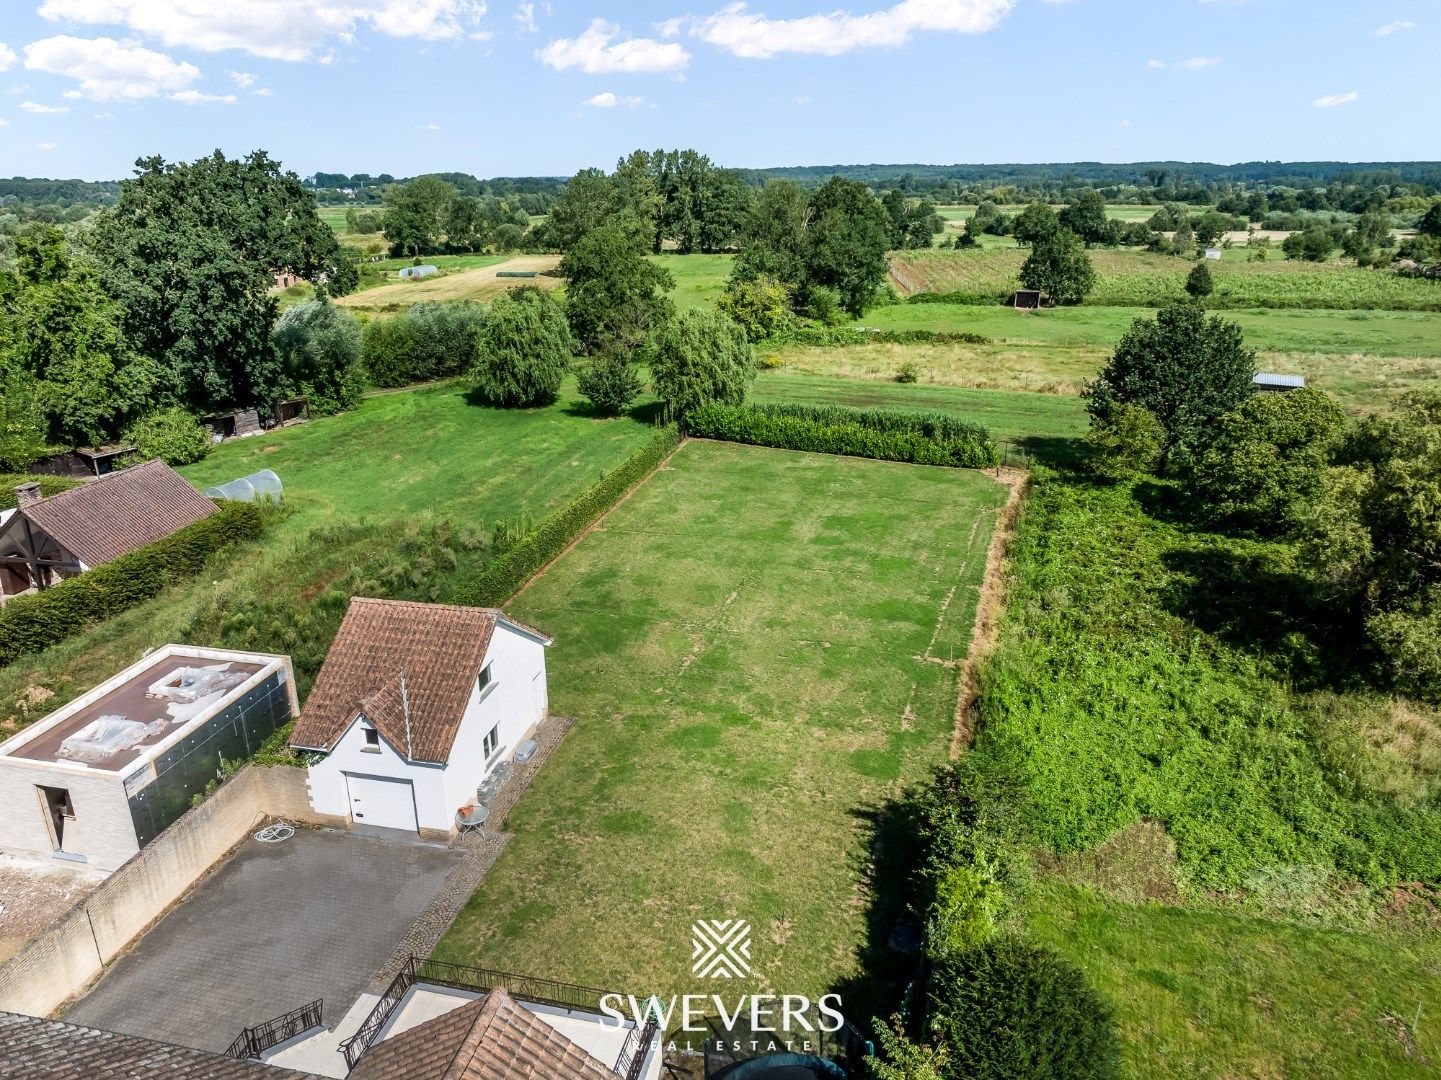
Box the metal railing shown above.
[224,999,323,1061]
[340,955,649,1072]
[614,1013,660,1080]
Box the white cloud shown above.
[1119,118,1130,127]
[688,0,1014,59]
[21,99,72,112]
[170,88,238,103]
[538,18,689,72]
[1374,20,1415,36]
[514,2,537,32]
[0,43,16,71]
[94,109,114,117]
[38,141,59,150]
[253,86,272,95]
[1148,56,1219,70]
[582,90,644,107]
[25,35,201,100]
[36,0,489,62]
[426,121,440,129]
[1313,90,1358,108]
[227,69,256,87]
[0,118,9,126]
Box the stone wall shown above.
[0,765,329,1017]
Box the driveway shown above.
[63,828,463,1053]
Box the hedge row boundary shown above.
[763,326,990,348]
[455,426,681,607]
[687,402,999,469]
[0,501,267,667]
[0,475,81,510]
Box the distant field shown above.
[317,205,350,230]
[659,252,733,310]
[888,249,1441,311]
[863,303,1441,358]
[334,256,563,314]
[436,439,1008,1001]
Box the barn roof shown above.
[1253,373,1306,389]
[348,990,619,1080]
[15,459,217,567]
[289,598,550,764]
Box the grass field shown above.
[0,383,656,735]
[1027,881,1441,1078]
[659,252,733,310]
[335,256,564,314]
[434,439,1008,1000]
[888,249,1441,311]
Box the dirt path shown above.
[950,467,1029,758]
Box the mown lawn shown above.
[1027,881,1441,1078]
[435,439,1008,1000]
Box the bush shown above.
[1186,388,1348,533]
[361,302,485,389]
[0,502,266,665]
[472,286,574,407]
[896,362,919,384]
[927,859,1002,959]
[717,275,794,342]
[929,936,1121,1080]
[1185,261,1215,299]
[804,285,847,326]
[1084,401,1165,480]
[454,427,679,606]
[123,407,211,466]
[271,300,364,416]
[576,349,643,415]
[650,309,755,423]
[765,327,989,348]
[687,402,998,468]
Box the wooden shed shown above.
[1011,289,1044,310]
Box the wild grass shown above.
[434,439,1009,999]
[334,256,564,315]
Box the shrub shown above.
[0,502,266,665]
[804,285,847,326]
[650,309,756,423]
[361,316,419,388]
[927,858,1002,959]
[472,286,574,407]
[717,274,794,342]
[1186,388,1348,533]
[896,362,919,384]
[1185,261,1215,299]
[766,327,989,348]
[1084,402,1165,480]
[271,299,365,416]
[123,407,211,466]
[869,1015,948,1080]
[687,402,998,468]
[454,427,679,607]
[576,349,643,415]
[929,936,1121,1080]
[361,302,485,389]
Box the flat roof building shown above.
[0,646,297,873]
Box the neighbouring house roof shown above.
[289,598,551,764]
[13,459,217,567]
[349,990,619,1080]
[0,1011,316,1079]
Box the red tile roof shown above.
[349,990,620,1080]
[0,1011,315,1078]
[289,598,548,764]
[17,459,217,567]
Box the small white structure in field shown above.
[289,598,551,838]
[1204,248,1223,261]
[1253,373,1307,393]
[398,264,439,280]
[0,646,297,872]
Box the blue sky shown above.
[0,1,1435,181]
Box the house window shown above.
[483,724,499,759]
[38,785,74,851]
[363,727,379,747]
[477,663,493,694]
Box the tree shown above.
[444,196,487,253]
[1020,229,1095,305]
[1185,262,1214,299]
[0,225,158,446]
[1187,388,1347,532]
[650,309,754,423]
[1058,189,1110,246]
[1281,227,1336,262]
[1191,210,1233,248]
[547,168,653,253]
[89,150,351,415]
[560,223,674,351]
[803,177,893,316]
[1418,201,1441,239]
[123,407,210,466]
[1341,208,1396,267]
[885,190,947,249]
[271,299,364,415]
[383,175,457,256]
[731,179,810,287]
[1011,201,1059,246]
[473,286,573,406]
[1087,301,1255,469]
[0,368,48,469]
[929,937,1121,1080]
[1085,401,1165,480]
[575,348,642,415]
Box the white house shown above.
[0,646,297,872]
[289,597,551,839]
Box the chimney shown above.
[14,483,43,510]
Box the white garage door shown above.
[344,773,418,833]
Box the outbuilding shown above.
[398,264,439,280]
[1253,373,1306,393]
[0,646,297,872]
[0,460,217,596]
[289,598,552,839]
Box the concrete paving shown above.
[63,828,462,1054]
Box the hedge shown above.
[0,501,267,666]
[0,474,80,510]
[907,291,1008,307]
[687,402,999,468]
[454,426,680,607]
[763,326,990,348]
